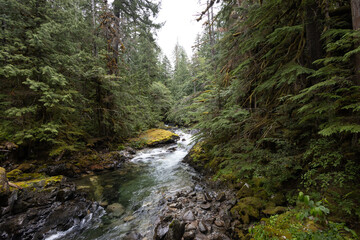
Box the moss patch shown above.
[130,129,179,147]
[10,175,64,191]
[7,169,45,181]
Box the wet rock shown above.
[123,232,143,240]
[124,215,135,222]
[106,203,124,217]
[0,180,100,240]
[167,147,177,152]
[183,210,195,222]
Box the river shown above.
[45,129,198,240]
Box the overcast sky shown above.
[156,0,206,61]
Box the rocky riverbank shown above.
[0,128,181,240]
[0,173,103,240]
[154,185,237,240]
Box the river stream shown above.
[46,129,198,240]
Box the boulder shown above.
[106,203,125,217]
[164,220,185,240]
[131,129,180,148]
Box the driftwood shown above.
[8,182,23,190]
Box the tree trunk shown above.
[92,0,97,57]
[305,1,322,67]
[351,0,360,84]
[305,1,322,87]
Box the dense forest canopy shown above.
[1,0,360,238]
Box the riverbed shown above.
[46,129,198,240]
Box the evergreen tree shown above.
[190,0,360,224]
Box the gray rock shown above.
[200,203,211,210]
[185,221,198,231]
[123,232,142,240]
[154,224,169,240]
[183,210,195,222]
[198,220,207,233]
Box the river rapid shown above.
[46,129,198,240]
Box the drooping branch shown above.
[196,0,219,22]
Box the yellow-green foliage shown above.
[131,129,179,147]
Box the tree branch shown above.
[197,0,218,22]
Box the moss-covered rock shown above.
[262,205,287,215]
[231,197,265,224]
[6,169,23,180]
[10,175,64,190]
[17,163,33,172]
[130,129,179,148]
[0,167,9,195]
[7,169,45,182]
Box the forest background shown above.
[1,0,360,238]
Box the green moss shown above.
[231,197,265,224]
[9,175,64,191]
[7,169,46,181]
[130,129,179,147]
[6,169,23,180]
[250,210,358,239]
[263,206,287,215]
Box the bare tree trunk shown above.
[351,0,360,84]
[207,1,215,58]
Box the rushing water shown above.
[45,129,198,240]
